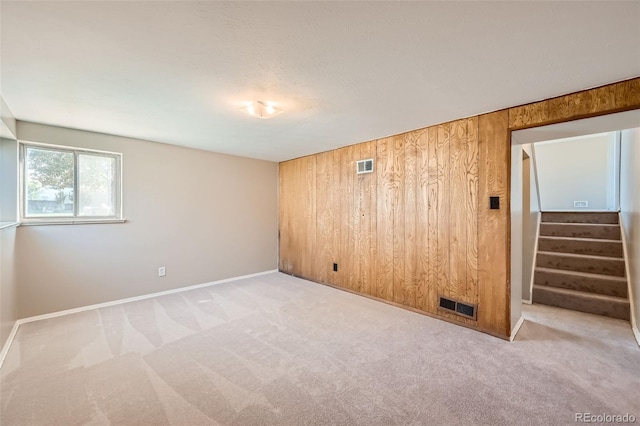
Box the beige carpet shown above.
[1,272,638,425]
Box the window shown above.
[21,142,122,223]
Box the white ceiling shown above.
[1,1,639,162]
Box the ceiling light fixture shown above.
[241,101,283,119]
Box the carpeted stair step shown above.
[541,212,619,224]
[533,285,630,320]
[535,267,628,297]
[540,223,621,240]
[538,236,623,257]
[536,251,625,277]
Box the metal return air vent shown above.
[438,296,477,320]
[356,158,374,174]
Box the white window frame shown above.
[19,141,124,225]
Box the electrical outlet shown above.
[158,267,166,277]
[574,201,588,208]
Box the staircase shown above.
[533,212,630,320]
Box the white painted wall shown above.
[535,132,617,211]
[0,138,19,352]
[511,146,523,334]
[0,227,17,351]
[0,138,18,223]
[15,122,278,318]
[620,127,640,344]
[0,96,18,223]
[522,144,540,302]
[0,97,18,352]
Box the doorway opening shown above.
[510,109,640,343]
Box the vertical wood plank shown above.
[295,158,307,277]
[349,144,361,291]
[403,131,418,308]
[415,128,430,311]
[290,159,302,276]
[376,137,394,300]
[426,126,439,314]
[338,146,352,289]
[331,149,342,286]
[315,151,334,283]
[478,111,510,337]
[466,117,479,305]
[449,120,468,302]
[291,158,303,277]
[278,161,291,273]
[301,156,317,278]
[368,141,378,296]
[393,135,406,304]
[358,141,376,295]
[436,123,451,303]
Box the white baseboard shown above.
[510,316,525,342]
[0,269,278,369]
[632,324,640,348]
[19,269,278,325]
[0,321,20,370]
[522,299,532,305]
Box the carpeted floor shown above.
[1,272,638,425]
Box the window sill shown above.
[0,221,21,231]
[20,218,126,226]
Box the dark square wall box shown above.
[490,196,500,210]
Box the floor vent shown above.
[438,296,477,320]
[356,158,374,174]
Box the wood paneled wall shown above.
[279,77,640,339]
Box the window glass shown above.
[25,147,74,217]
[22,143,121,221]
[78,154,116,217]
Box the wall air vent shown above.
[356,158,374,174]
[438,296,477,320]
[456,302,476,319]
[439,297,456,311]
